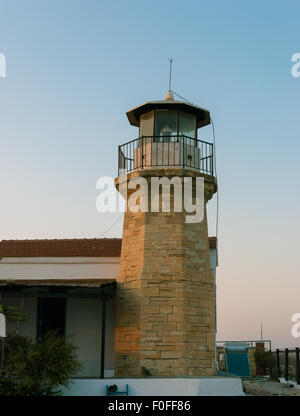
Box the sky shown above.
[0,0,299,348]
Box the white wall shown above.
[0,257,119,282]
[0,294,116,378]
[66,297,115,377]
[0,252,215,283]
[63,377,244,396]
[0,251,216,379]
[67,298,102,377]
[0,255,118,378]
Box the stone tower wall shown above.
[115,168,217,377]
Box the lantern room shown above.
[119,92,214,176]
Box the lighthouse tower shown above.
[114,92,217,377]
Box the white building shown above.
[0,237,217,379]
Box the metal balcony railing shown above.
[118,135,214,176]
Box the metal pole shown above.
[183,135,185,168]
[296,348,300,385]
[285,348,289,381]
[100,298,106,379]
[168,57,173,92]
[276,349,280,377]
[211,143,214,176]
[16,294,25,335]
[141,136,144,169]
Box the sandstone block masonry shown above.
[114,168,217,377]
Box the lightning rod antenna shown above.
[168,57,174,92]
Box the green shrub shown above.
[254,349,277,380]
[0,331,82,396]
[0,305,27,323]
[141,366,152,376]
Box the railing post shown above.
[141,136,144,169]
[296,348,300,385]
[118,145,121,175]
[276,349,280,377]
[211,143,214,176]
[182,135,185,169]
[285,348,289,381]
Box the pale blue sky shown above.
[0,0,299,347]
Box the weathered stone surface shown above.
[115,169,217,376]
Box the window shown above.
[179,112,196,138]
[153,110,196,142]
[154,110,177,141]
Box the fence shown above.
[273,348,300,384]
[118,135,214,176]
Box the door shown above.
[37,297,66,339]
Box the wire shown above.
[99,213,123,238]
[170,89,194,104]
[210,117,219,372]
[171,89,219,241]
[211,117,219,241]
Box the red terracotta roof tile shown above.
[0,238,122,257]
[0,237,216,257]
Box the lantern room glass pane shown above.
[179,112,196,138]
[140,111,154,137]
[154,110,177,142]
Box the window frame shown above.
[148,109,197,142]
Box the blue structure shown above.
[225,345,251,377]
